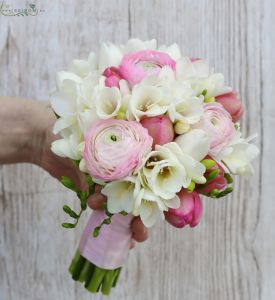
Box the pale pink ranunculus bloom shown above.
[215,91,244,122]
[84,119,153,181]
[164,189,202,228]
[102,66,124,88]
[118,50,176,85]
[140,115,175,147]
[193,102,237,156]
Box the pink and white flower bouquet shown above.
[50,39,259,295]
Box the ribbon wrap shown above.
[79,210,134,270]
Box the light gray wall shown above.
[0,1,274,299]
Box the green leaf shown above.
[61,176,77,191]
[62,222,76,229]
[201,159,216,170]
[224,173,234,184]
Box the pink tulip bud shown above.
[200,157,227,194]
[140,115,175,147]
[215,91,244,122]
[164,190,202,228]
[102,67,124,88]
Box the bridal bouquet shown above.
[50,39,259,295]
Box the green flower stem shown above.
[79,261,93,283]
[71,255,86,281]
[112,268,121,287]
[85,267,107,293]
[101,269,116,295]
[68,250,81,274]
[69,249,122,295]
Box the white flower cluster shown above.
[51,39,259,227]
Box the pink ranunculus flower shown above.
[164,189,202,228]
[102,66,124,88]
[193,102,237,156]
[190,57,200,62]
[84,119,153,181]
[199,157,227,194]
[140,115,175,147]
[118,50,176,85]
[215,91,244,122]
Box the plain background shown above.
[0,0,274,299]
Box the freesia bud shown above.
[102,67,124,88]
[164,189,202,228]
[140,115,175,147]
[199,157,227,194]
[215,91,244,122]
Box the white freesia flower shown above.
[129,85,170,121]
[99,42,123,71]
[168,82,204,124]
[69,52,98,78]
[158,43,182,60]
[175,129,210,161]
[121,38,157,53]
[95,87,122,119]
[51,126,83,160]
[142,144,190,199]
[102,176,141,214]
[221,138,259,175]
[176,57,231,97]
[133,187,179,227]
[192,73,232,98]
[176,57,211,79]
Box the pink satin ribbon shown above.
[79,210,134,270]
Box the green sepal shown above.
[61,176,77,191]
[62,222,76,229]
[201,159,216,170]
[217,187,233,198]
[187,181,196,193]
[63,205,78,219]
[207,169,221,182]
[224,173,233,184]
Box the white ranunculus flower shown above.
[95,87,122,119]
[143,144,189,199]
[98,42,123,71]
[102,176,141,214]
[129,85,170,121]
[221,138,259,175]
